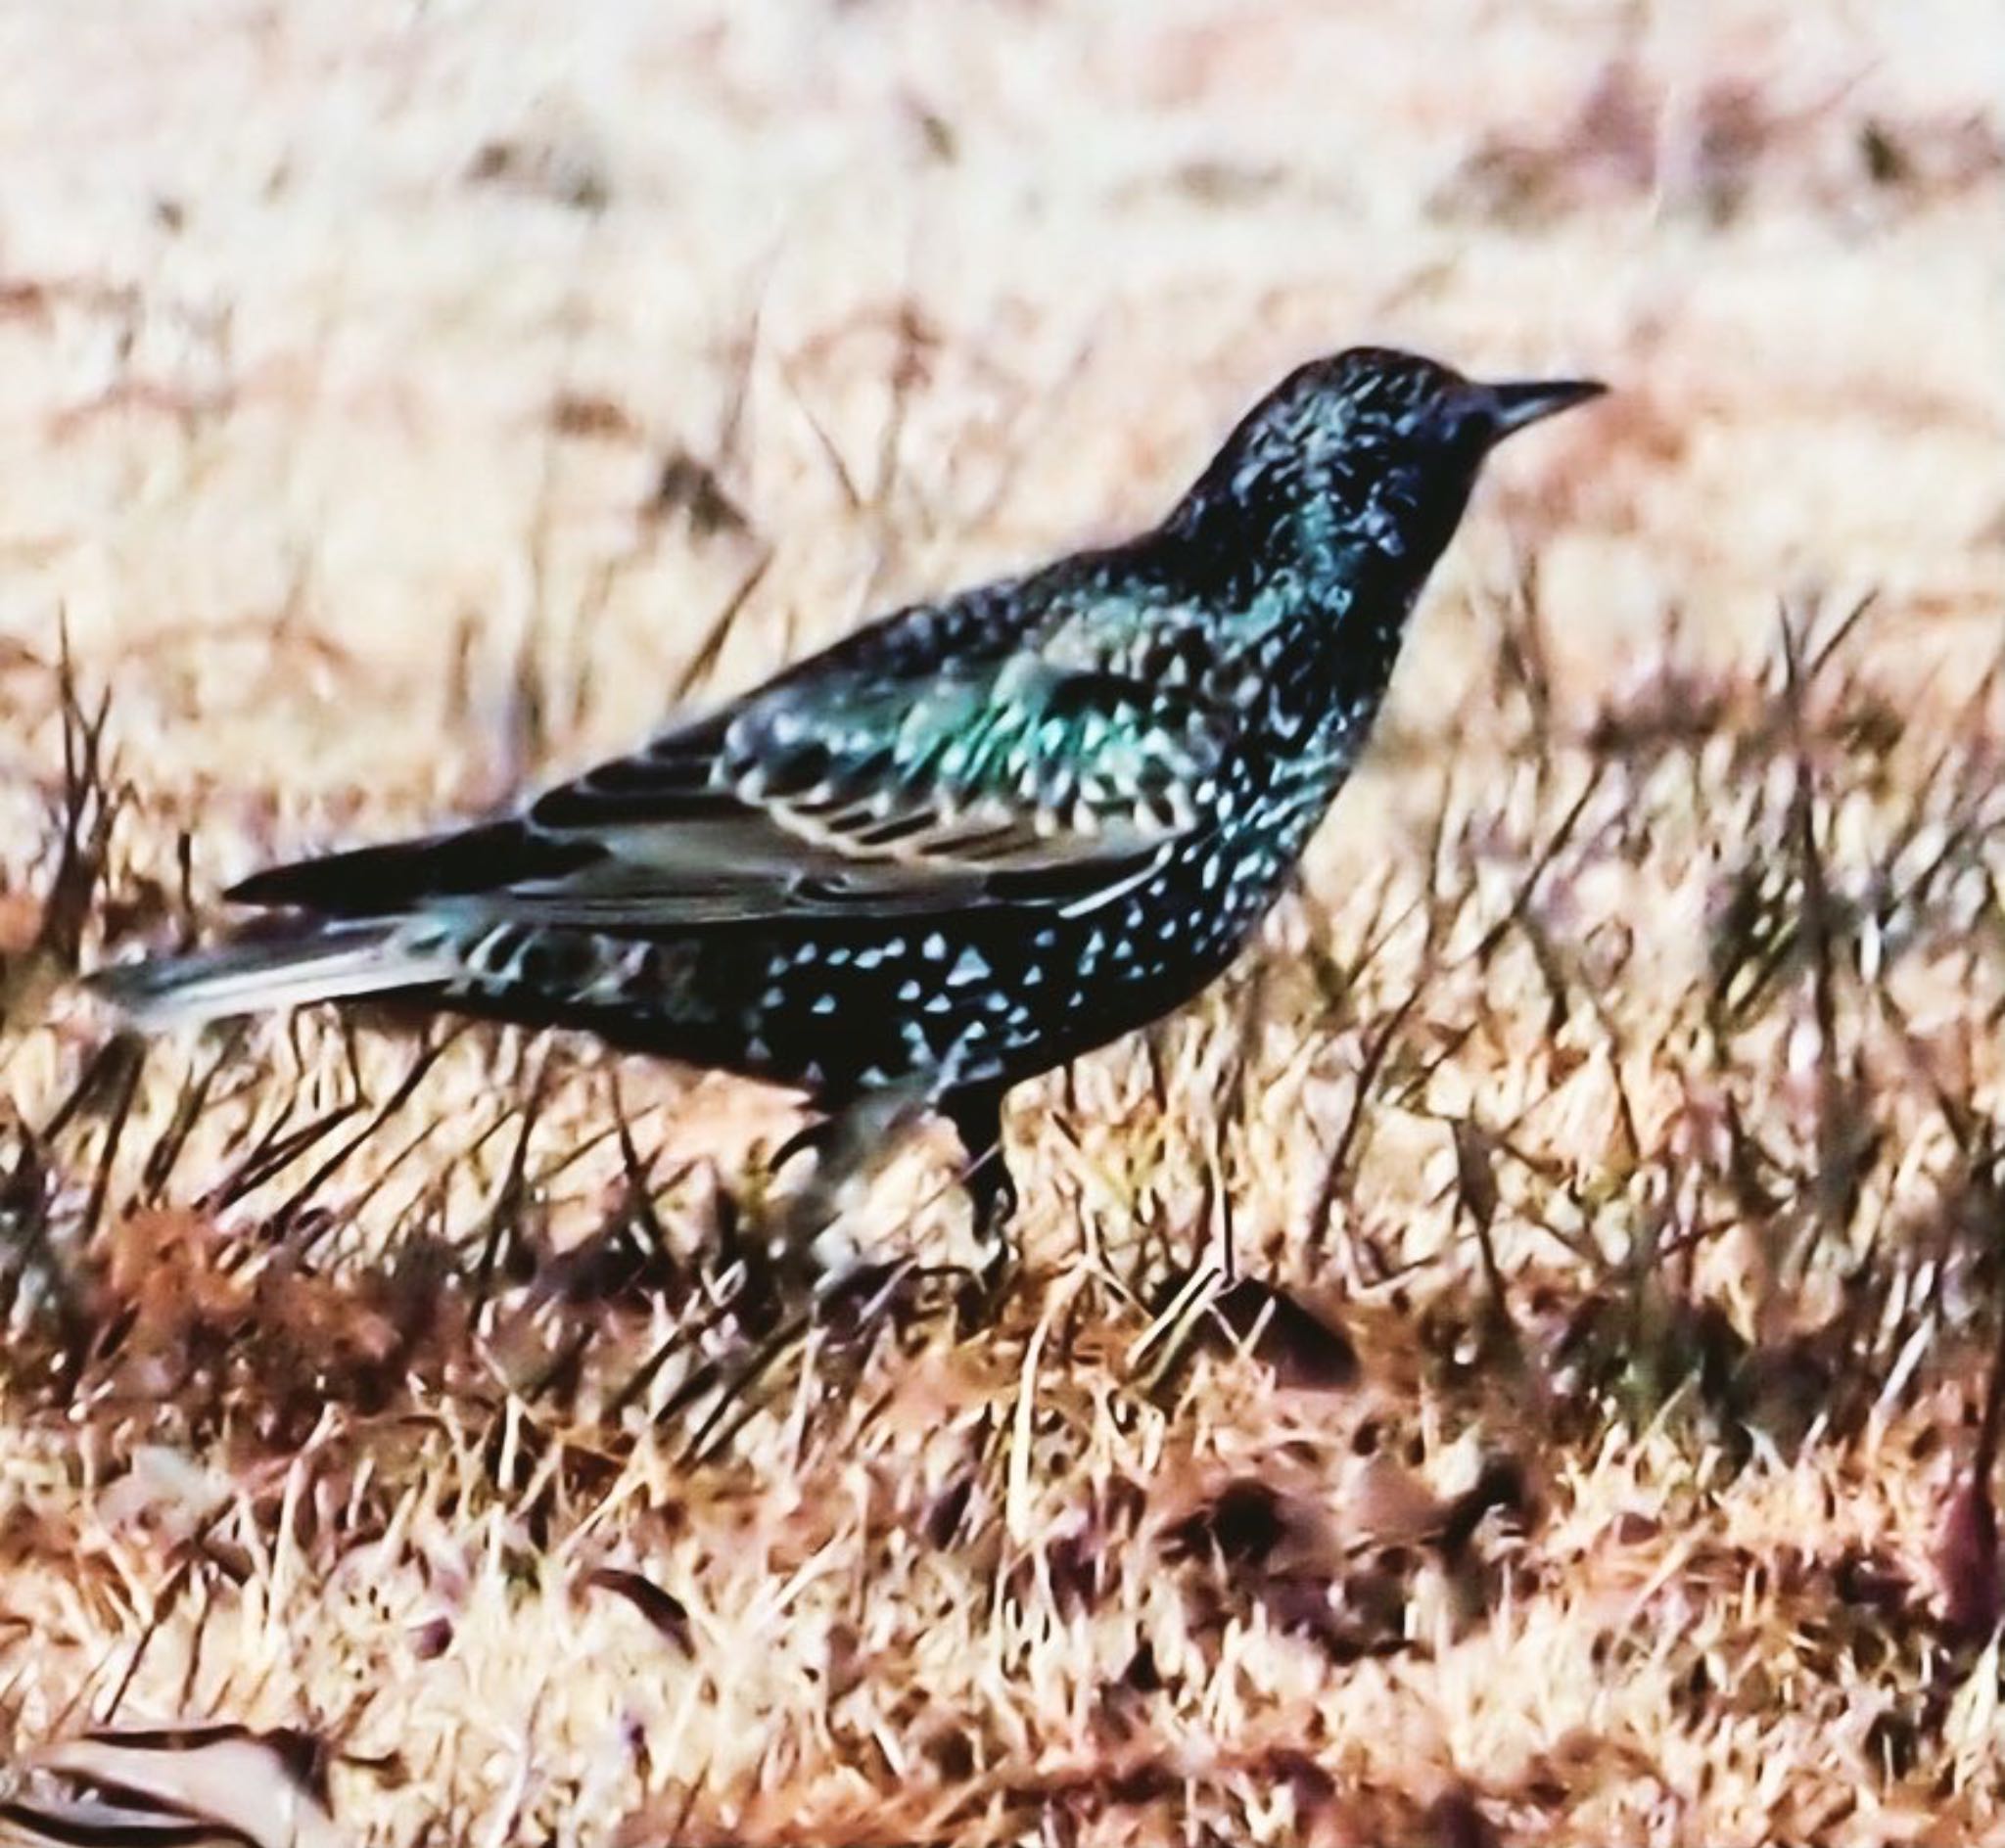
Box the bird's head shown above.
[1171,346,1605,583]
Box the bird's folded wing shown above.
[489,653,1231,922]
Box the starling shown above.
[95,346,1603,1238]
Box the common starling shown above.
[95,346,1603,1239]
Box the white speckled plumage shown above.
[95,347,1604,1231]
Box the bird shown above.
[94,346,1604,1249]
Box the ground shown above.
[1,1,2004,1842]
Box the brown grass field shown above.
[2,1,2004,1841]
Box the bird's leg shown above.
[771,1083,933,1274]
[939,1080,1019,1281]
[766,1081,1019,1313]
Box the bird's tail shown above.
[89,918,454,1029]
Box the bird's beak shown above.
[1482,377,1608,438]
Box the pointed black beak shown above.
[1482,377,1608,439]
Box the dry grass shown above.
[2,1,2004,1841]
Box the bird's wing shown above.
[469,650,1231,925]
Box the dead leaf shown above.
[1212,1278,1361,1390]
[6,1726,343,1848]
[583,1567,695,1655]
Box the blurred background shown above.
[1,0,1997,837]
